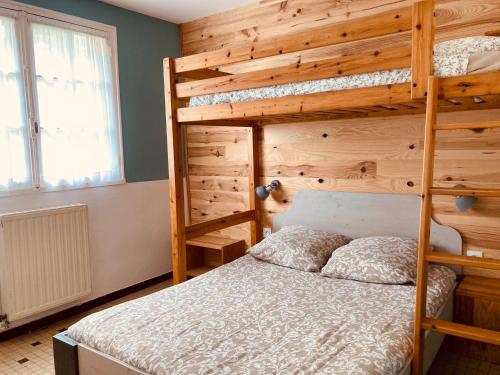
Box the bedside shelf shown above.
[186,265,216,278]
[456,276,500,301]
[186,234,246,278]
[450,275,500,364]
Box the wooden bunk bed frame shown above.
[163,0,500,373]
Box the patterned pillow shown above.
[249,225,351,272]
[321,236,418,284]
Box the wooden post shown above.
[411,0,435,99]
[164,58,187,284]
[412,76,439,375]
[247,126,262,245]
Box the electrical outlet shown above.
[466,250,483,258]
[263,227,272,238]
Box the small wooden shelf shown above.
[186,234,246,278]
[186,265,216,278]
[186,234,244,250]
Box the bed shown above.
[189,36,500,108]
[55,191,463,375]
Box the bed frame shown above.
[52,294,454,375]
[53,191,463,375]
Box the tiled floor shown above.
[0,280,171,375]
[0,279,498,374]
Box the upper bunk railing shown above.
[170,0,500,124]
[175,6,414,75]
[173,1,433,101]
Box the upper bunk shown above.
[168,0,500,126]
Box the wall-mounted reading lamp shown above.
[454,184,478,212]
[256,180,281,200]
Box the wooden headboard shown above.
[273,191,462,259]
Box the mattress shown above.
[190,36,500,107]
[68,255,456,375]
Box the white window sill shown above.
[0,178,126,199]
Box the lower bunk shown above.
[54,192,464,375]
[55,256,455,375]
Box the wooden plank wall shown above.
[186,126,251,241]
[181,0,500,279]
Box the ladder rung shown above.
[422,318,500,345]
[429,187,500,197]
[434,120,500,131]
[425,252,500,270]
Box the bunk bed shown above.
[53,1,500,374]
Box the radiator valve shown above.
[0,314,9,329]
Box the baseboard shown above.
[0,272,173,342]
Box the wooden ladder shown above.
[412,76,500,374]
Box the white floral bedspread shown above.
[68,255,456,375]
[190,37,500,107]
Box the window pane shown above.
[0,15,32,192]
[32,22,122,188]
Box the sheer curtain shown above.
[0,15,32,192]
[32,22,123,189]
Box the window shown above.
[0,3,123,194]
[0,14,31,191]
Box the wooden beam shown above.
[411,0,435,99]
[176,68,231,80]
[429,187,500,197]
[181,120,257,127]
[176,46,411,98]
[426,252,500,270]
[439,72,500,98]
[435,120,500,131]
[422,318,500,345]
[185,210,256,239]
[175,7,412,73]
[438,95,500,114]
[164,58,187,285]
[247,128,261,246]
[178,83,413,122]
[413,76,439,375]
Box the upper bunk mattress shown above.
[190,36,500,107]
[68,255,455,375]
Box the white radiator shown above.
[0,204,91,324]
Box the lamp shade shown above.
[456,195,477,212]
[454,184,478,212]
[255,180,281,200]
[256,186,270,200]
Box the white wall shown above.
[0,180,171,328]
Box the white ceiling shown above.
[100,0,258,24]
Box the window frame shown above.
[0,0,125,196]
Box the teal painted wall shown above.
[19,0,179,181]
